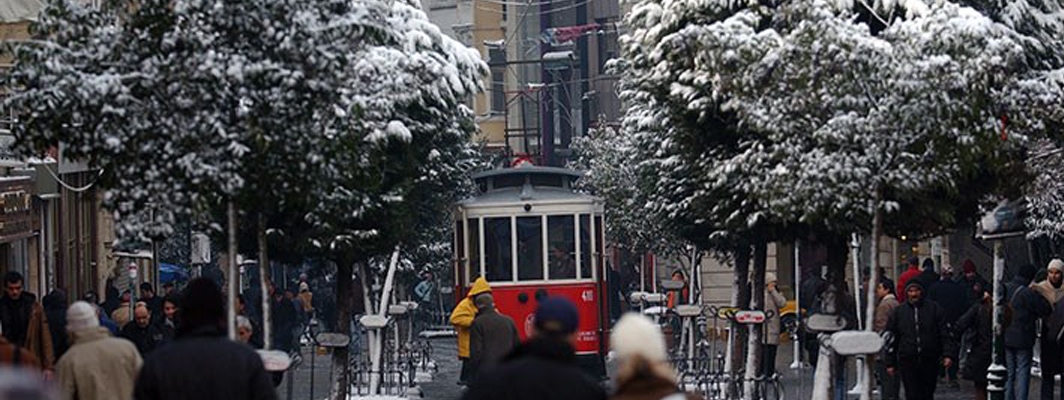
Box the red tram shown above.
[453,164,608,374]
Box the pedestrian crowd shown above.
[0,272,286,400]
[867,257,1064,400]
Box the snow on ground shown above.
[418,330,455,338]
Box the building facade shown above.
[427,0,623,166]
[2,1,123,300]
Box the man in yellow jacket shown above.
[451,277,492,385]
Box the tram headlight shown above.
[523,203,532,212]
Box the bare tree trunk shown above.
[227,201,238,341]
[258,214,272,350]
[329,257,353,400]
[727,244,751,398]
[744,243,767,400]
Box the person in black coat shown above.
[463,297,606,400]
[468,294,520,381]
[270,284,298,354]
[1004,263,1051,400]
[954,289,992,400]
[120,303,166,355]
[134,278,276,400]
[928,266,968,387]
[885,279,955,400]
[42,290,69,360]
[914,258,940,293]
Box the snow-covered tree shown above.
[6,0,486,397]
[571,126,692,259]
[603,0,1064,397]
[1027,139,1064,241]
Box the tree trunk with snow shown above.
[329,256,354,400]
[367,247,402,395]
[258,214,272,350]
[743,243,767,400]
[727,244,751,398]
[812,337,833,400]
[861,189,884,400]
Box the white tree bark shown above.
[861,190,884,400]
[259,214,272,350]
[227,201,238,341]
[368,246,402,395]
[744,243,767,400]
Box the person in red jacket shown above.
[896,256,922,298]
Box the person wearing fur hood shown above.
[609,314,699,400]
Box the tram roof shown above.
[471,165,583,181]
[459,165,595,206]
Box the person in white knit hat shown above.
[1036,259,1064,400]
[609,313,699,400]
[55,301,142,400]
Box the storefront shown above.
[0,176,36,283]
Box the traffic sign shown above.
[733,310,766,324]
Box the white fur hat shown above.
[765,273,778,284]
[1049,259,1064,273]
[67,301,100,333]
[610,313,667,363]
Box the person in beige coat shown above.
[874,279,901,400]
[762,272,788,378]
[56,301,142,400]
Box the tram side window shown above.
[516,216,544,281]
[595,215,605,267]
[468,219,480,277]
[483,217,514,282]
[579,214,591,279]
[547,215,576,280]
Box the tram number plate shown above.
[582,290,594,302]
[734,311,766,324]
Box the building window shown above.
[488,46,506,115]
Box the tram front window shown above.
[468,219,480,277]
[484,217,513,282]
[516,216,544,281]
[548,215,576,280]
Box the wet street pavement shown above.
[283,337,1045,399]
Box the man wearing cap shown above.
[885,279,955,400]
[56,301,142,400]
[468,293,520,381]
[451,276,493,385]
[1035,259,1064,400]
[463,297,607,400]
[961,260,990,308]
[1003,264,1052,400]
